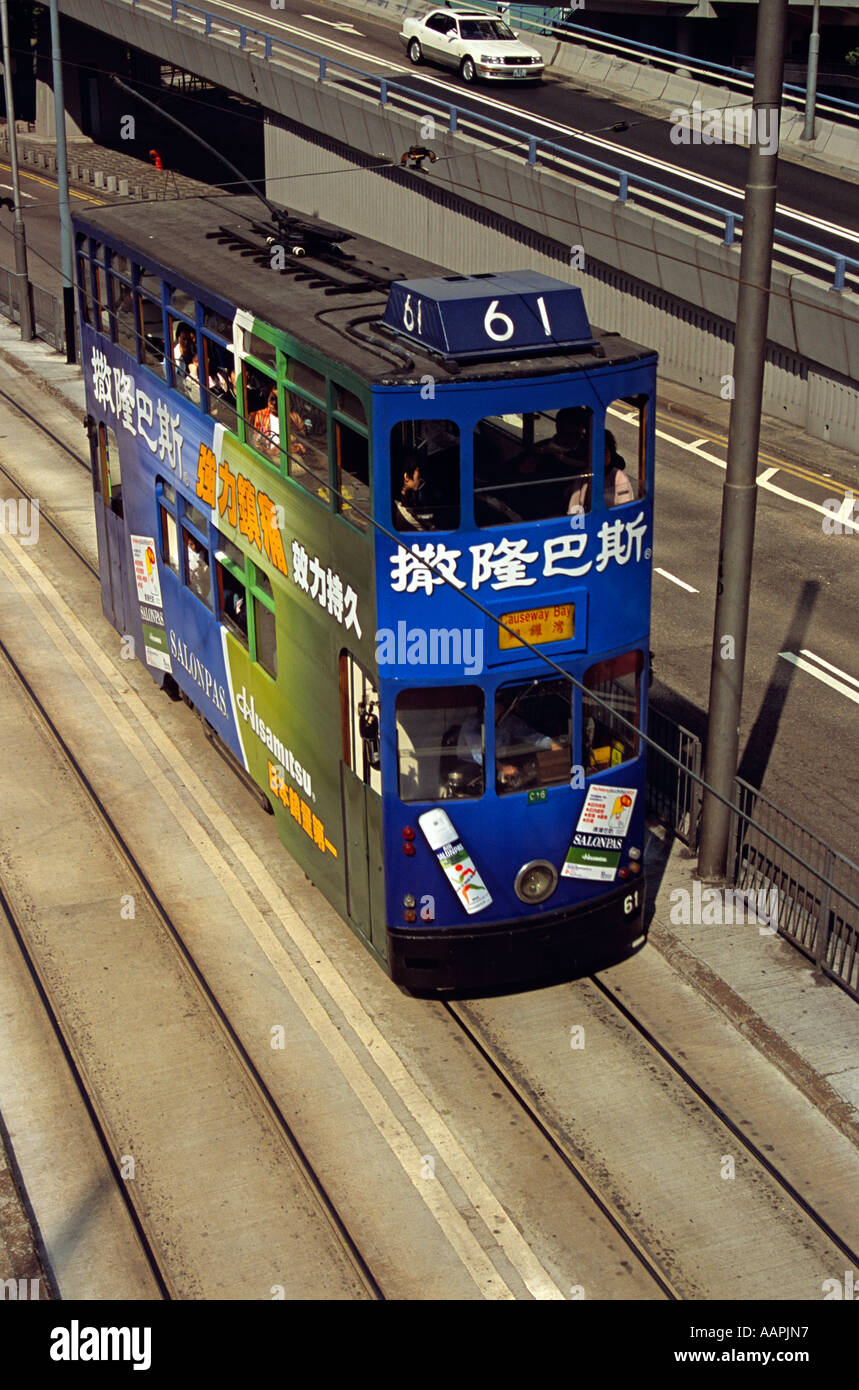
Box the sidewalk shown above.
[0,311,855,1153]
[0,125,214,204]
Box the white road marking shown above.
[0,531,567,1301]
[654,423,857,531]
[0,183,36,200]
[798,648,859,691]
[302,14,362,34]
[779,651,859,706]
[655,567,699,593]
[206,0,855,247]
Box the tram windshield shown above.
[396,676,573,801]
[397,686,484,802]
[474,406,594,526]
[493,676,572,795]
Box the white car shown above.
[400,7,545,84]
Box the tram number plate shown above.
[499,604,574,650]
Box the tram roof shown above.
[76,195,656,387]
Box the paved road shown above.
[0,159,106,297]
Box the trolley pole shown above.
[802,0,821,141]
[0,0,34,341]
[698,0,788,880]
[49,0,75,362]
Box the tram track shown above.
[2,366,857,1299]
[445,987,859,1294]
[0,631,385,1300]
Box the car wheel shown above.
[408,38,423,65]
[460,55,477,84]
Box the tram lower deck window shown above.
[396,687,484,802]
[583,651,643,773]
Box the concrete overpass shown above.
[23,0,859,446]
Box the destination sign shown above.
[382,271,597,360]
[499,603,574,650]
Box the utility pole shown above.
[0,0,34,340]
[49,0,75,362]
[698,0,788,879]
[802,0,821,141]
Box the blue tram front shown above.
[367,276,655,989]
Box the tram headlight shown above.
[514,860,559,905]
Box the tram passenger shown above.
[173,323,195,378]
[394,453,441,531]
[603,430,636,507]
[567,429,636,513]
[251,387,281,449]
[508,407,591,521]
[454,707,564,792]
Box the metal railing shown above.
[729,779,859,1000]
[467,2,859,128]
[122,0,859,294]
[645,704,702,848]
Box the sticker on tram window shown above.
[499,603,574,650]
[561,785,636,882]
[418,808,492,915]
[130,534,163,608]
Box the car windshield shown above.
[459,20,515,40]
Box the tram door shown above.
[339,653,386,955]
[91,421,129,634]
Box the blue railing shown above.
[467,1,859,122]
[128,0,859,291]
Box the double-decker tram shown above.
[74,194,656,992]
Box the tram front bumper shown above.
[387,878,648,994]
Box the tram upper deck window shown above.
[396,686,484,802]
[242,363,279,464]
[494,676,571,795]
[136,271,164,373]
[201,323,237,434]
[474,407,593,526]
[605,396,647,506]
[287,390,330,501]
[391,420,460,532]
[110,272,135,354]
[169,316,201,404]
[582,650,643,774]
[247,332,277,372]
[91,244,109,336]
[335,419,369,533]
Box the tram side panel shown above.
[80,324,381,963]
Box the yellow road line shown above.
[0,160,104,205]
[656,411,855,497]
